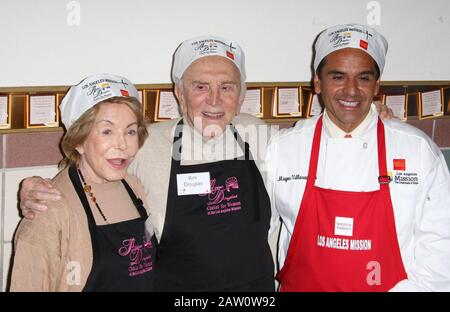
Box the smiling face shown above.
[76,102,139,183]
[175,55,243,138]
[314,48,380,133]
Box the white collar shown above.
[323,104,378,138]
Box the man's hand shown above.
[375,103,394,119]
[19,176,61,219]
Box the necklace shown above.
[77,168,109,224]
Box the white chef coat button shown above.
[363,142,368,149]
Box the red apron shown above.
[278,116,407,292]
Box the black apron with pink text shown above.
[155,120,274,291]
[69,166,156,291]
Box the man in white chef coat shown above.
[266,23,450,291]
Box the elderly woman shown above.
[10,73,156,291]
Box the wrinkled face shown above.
[314,48,380,133]
[175,55,243,138]
[76,102,139,183]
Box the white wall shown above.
[0,0,449,86]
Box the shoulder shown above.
[234,113,267,126]
[233,114,274,146]
[146,119,179,140]
[271,116,319,146]
[384,118,430,139]
[383,119,442,157]
[51,167,73,192]
[15,197,68,247]
[135,119,178,161]
[123,173,146,196]
[52,167,84,206]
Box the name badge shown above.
[176,172,211,196]
[334,216,354,237]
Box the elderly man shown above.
[131,36,275,291]
[19,35,275,291]
[266,24,450,291]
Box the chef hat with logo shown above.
[171,35,246,84]
[60,73,140,129]
[314,24,388,75]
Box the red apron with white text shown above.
[277,116,407,291]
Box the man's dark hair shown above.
[316,56,381,80]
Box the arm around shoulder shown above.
[10,200,67,291]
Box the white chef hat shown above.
[60,73,140,129]
[314,24,388,75]
[171,35,246,84]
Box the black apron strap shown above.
[68,166,97,231]
[68,166,100,292]
[229,124,260,220]
[229,123,252,161]
[121,179,148,219]
[163,119,185,239]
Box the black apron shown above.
[68,166,156,292]
[155,120,274,291]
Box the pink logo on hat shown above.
[120,89,129,96]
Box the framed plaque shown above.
[372,94,385,108]
[419,89,444,120]
[305,92,323,118]
[444,86,450,114]
[56,93,67,128]
[138,90,144,104]
[0,94,11,129]
[274,87,302,117]
[385,94,408,121]
[154,89,181,121]
[26,94,59,128]
[240,87,263,117]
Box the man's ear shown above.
[236,91,245,115]
[374,79,381,96]
[174,84,186,114]
[313,74,321,94]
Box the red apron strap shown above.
[376,118,390,190]
[306,116,323,188]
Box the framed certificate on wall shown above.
[304,90,323,118]
[372,94,385,108]
[56,93,67,128]
[0,94,11,129]
[385,94,408,121]
[419,89,444,120]
[154,89,181,121]
[444,87,450,115]
[26,94,59,128]
[138,90,143,104]
[274,87,302,117]
[240,88,263,117]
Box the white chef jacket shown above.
[265,104,450,291]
